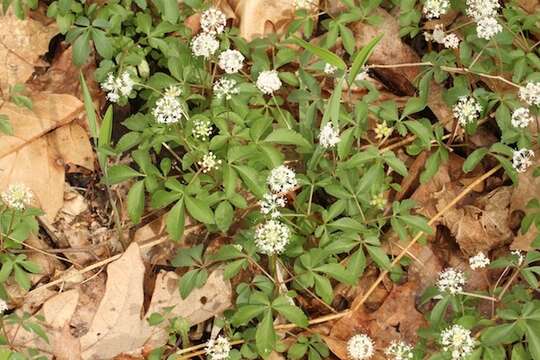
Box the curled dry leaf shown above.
[0,12,57,95]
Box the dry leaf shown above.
[80,243,150,360]
[0,12,57,95]
[0,94,91,220]
[143,269,233,349]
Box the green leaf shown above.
[293,37,346,70]
[481,323,516,346]
[526,322,540,360]
[179,269,203,299]
[404,120,432,147]
[184,196,214,224]
[166,200,185,241]
[80,72,98,139]
[98,105,113,149]
[264,128,312,149]
[215,201,234,232]
[494,155,518,184]
[463,148,488,173]
[127,180,145,224]
[399,214,433,234]
[429,296,450,325]
[313,273,333,304]
[24,322,49,343]
[234,165,265,198]
[91,29,113,59]
[223,259,246,279]
[348,34,383,83]
[315,263,354,284]
[13,264,30,290]
[73,31,91,66]
[106,165,143,185]
[0,260,13,282]
[401,98,426,119]
[272,297,308,327]
[162,0,179,23]
[231,304,267,326]
[382,151,408,176]
[147,312,165,326]
[0,114,13,135]
[256,310,276,358]
[365,245,392,271]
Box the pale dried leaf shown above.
[0,12,57,95]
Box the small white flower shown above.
[153,96,184,124]
[355,67,369,82]
[469,252,490,270]
[267,165,297,194]
[511,250,525,266]
[256,70,282,95]
[294,0,317,10]
[453,96,482,126]
[192,120,212,140]
[437,268,466,295]
[324,63,338,75]
[213,78,239,100]
[255,220,291,255]
[101,71,134,103]
[443,34,460,49]
[164,85,182,98]
[476,17,502,40]
[200,7,227,35]
[440,325,476,360]
[370,193,386,210]
[205,335,231,360]
[191,33,220,59]
[347,334,375,360]
[0,299,7,314]
[423,0,450,19]
[431,25,447,43]
[319,123,341,149]
[218,49,245,74]
[1,184,33,210]
[519,82,540,107]
[466,0,500,21]
[198,152,222,173]
[385,340,414,360]
[511,107,533,128]
[374,121,392,140]
[259,193,287,218]
[512,148,535,173]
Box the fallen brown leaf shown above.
[0,11,57,96]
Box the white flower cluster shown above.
[191,32,220,59]
[1,183,33,210]
[267,165,297,194]
[259,193,287,218]
[374,121,392,139]
[355,67,369,82]
[213,78,239,100]
[0,299,7,314]
[440,325,476,360]
[436,268,466,295]
[319,123,341,149]
[453,96,482,126]
[101,71,134,103]
[254,219,291,255]
[256,70,282,95]
[347,334,375,360]
[511,107,533,128]
[218,49,245,74]
[200,7,227,35]
[205,335,231,360]
[466,0,502,40]
[192,120,213,140]
[324,63,338,75]
[370,193,387,210]
[424,25,460,49]
[164,85,182,98]
[153,95,184,124]
[469,252,490,270]
[476,17,503,40]
[423,0,450,19]
[512,148,534,173]
[519,81,540,107]
[385,340,414,360]
[198,152,222,173]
